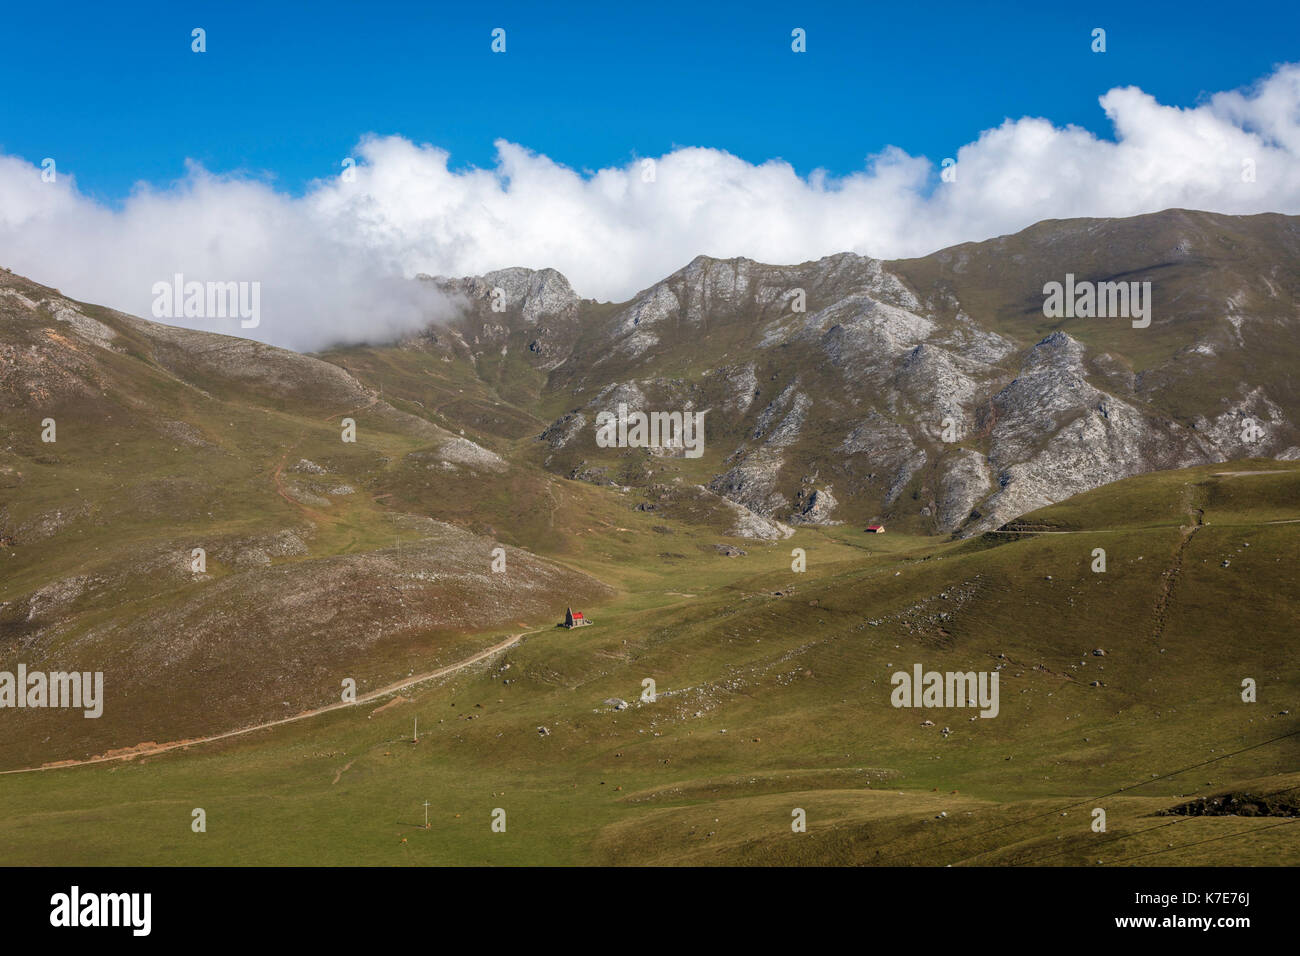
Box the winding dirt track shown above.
[270,393,383,521]
[0,631,531,776]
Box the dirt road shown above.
[0,631,530,776]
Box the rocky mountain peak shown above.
[527,210,1300,537]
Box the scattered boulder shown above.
[233,548,271,568]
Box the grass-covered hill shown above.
[0,459,1294,865]
[0,267,613,766]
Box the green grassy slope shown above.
[0,274,618,766]
[1,461,1294,865]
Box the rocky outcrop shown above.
[532,212,1300,534]
[789,486,839,525]
[443,267,580,325]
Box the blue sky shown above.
[4,0,1298,201]
[4,0,1299,351]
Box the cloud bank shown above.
[2,64,1299,352]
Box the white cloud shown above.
[2,63,1299,352]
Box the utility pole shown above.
[423,800,431,829]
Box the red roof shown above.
[866,525,885,531]
[572,612,584,619]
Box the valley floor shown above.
[1,462,1296,866]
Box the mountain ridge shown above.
[413,208,1300,536]
[7,208,1299,543]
